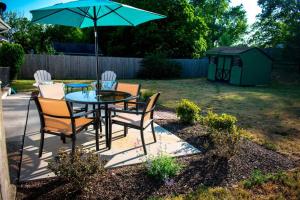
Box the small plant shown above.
[205,111,237,132]
[0,42,25,80]
[243,170,286,189]
[262,140,277,151]
[176,99,201,124]
[138,52,182,79]
[48,147,103,191]
[146,154,182,182]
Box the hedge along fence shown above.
[0,67,10,87]
[20,54,209,80]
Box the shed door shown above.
[216,57,225,80]
[216,56,232,81]
[223,57,232,81]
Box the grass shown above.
[11,77,300,158]
[166,168,300,200]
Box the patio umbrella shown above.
[30,0,166,93]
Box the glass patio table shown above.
[65,90,133,149]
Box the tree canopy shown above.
[2,0,248,58]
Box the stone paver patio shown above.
[3,93,200,181]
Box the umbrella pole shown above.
[93,7,100,95]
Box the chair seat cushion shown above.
[44,116,93,135]
[112,113,151,128]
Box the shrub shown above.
[48,147,103,191]
[205,111,237,132]
[146,154,182,182]
[0,42,25,80]
[176,99,201,124]
[140,89,156,102]
[209,129,241,157]
[138,52,182,79]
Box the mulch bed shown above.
[16,118,297,200]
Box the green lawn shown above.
[11,78,300,159]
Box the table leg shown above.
[104,104,110,149]
[95,107,100,151]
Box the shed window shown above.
[232,57,242,67]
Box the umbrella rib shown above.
[32,9,65,23]
[77,7,90,27]
[97,5,122,20]
[65,8,93,19]
[77,7,94,19]
[104,6,134,26]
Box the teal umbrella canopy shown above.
[31,0,166,27]
[30,0,166,93]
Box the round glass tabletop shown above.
[65,90,133,104]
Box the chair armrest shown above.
[73,110,96,118]
[109,108,144,115]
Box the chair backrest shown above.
[35,97,72,130]
[38,83,65,100]
[37,97,71,118]
[116,82,141,102]
[34,70,51,83]
[143,93,160,121]
[101,71,116,81]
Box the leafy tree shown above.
[251,0,300,47]
[251,0,300,65]
[103,0,208,58]
[3,12,88,54]
[192,0,247,48]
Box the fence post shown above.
[0,91,16,200]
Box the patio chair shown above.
[114,82,141,110]
[38,83,89,113]
[38,83,65,100]
[34,97,100,157]
[33,70,53,87]
[91,71,117,90]
[109,93,160,155]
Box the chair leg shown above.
[151,122,157,143]
[39,131,45,158]
[71,134,76,155]
[61,134,66,144]
[140,130,147,155]
[124,126,128,137]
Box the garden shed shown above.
[206,47,272,86]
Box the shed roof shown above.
[206,46,273,60]
[206,46,252,55]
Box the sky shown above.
[2,0,261,25]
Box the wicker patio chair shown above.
[34,97,100,157]
[109,93,160,155]
[33,70,53,87]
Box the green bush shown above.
[138,52,182,79]
[48,147,103,191]
[0,42,25,80]
[140,89,156,102]
[176,99,201,124]
[146,154,182,182]
[205,111,237,132]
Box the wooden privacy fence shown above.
[20,54,208,79]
